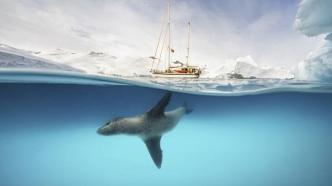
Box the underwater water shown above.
[1,71,332,186]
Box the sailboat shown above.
[150,0,202,78]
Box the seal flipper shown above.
[147,92,172,118]
[144,136,163,168]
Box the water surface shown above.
[0,71,332,186]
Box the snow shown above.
[34,49,151,76]
[40,50,293,79]
[0,44,295,80]
[0,44,81,72]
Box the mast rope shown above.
[157,25,168,71]
[151,2,168,72]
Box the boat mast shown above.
[186,22,191,67]
[167,0,171,72]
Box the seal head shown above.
[97,117,125,135]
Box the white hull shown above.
[152,73,199,78]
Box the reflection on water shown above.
[1,70,332,95]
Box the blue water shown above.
[1,72,332,186]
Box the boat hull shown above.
[152,73,200,78]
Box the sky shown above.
[0,0,320,69]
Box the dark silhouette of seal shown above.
[97,92,192,168]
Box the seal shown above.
[97,92,192,168]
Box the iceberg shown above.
[202,56,294,79]
[294,0,332,37]
[296,34,332,81]
[295,0,332,82]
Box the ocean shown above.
[0,71,332,186]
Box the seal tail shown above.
[183,102,193,114]
[144,136,163,169]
